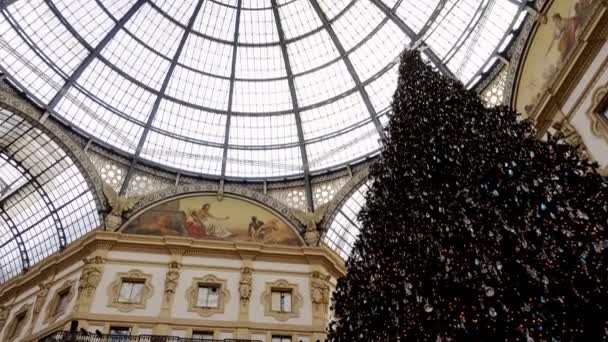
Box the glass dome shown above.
[0,0,528,180]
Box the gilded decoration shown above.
[44,279,76,324]
[4,303,30,341]
[261,279,303,322]
[588,83,608,142]
[122,194,302,246]
[186,274,230,317]
[107,269,154,313]
[310,271,331,321]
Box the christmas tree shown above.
[328,51,608,341]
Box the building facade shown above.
[0,192,344,342]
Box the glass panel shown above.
[197,286,220,308]
[118,281,144,303]
[271,290,292,312]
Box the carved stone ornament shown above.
[77,256,106,300]
[239,267,252,302]
[107,269,154,313]
[588,84,608,143]
[551,120,590,159]
[0,305,11,332]
[44,279,76,324]
[163,262,181,303]
[293,202,334,246]
[33,282,52,316]
[186,274,230,317]
[310,271,331,320]
[3,303,31,341]
[261,279,303,322]
[102,183,142,230]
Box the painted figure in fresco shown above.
[184,211,208,238]
[548,0,594,60]
[190,203,235,239]
[248,216,264,238]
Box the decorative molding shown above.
[588,83,608,142]
[186,274,230,317]
[4,303,30,341]
[44,279,75,324]
[107,269,154,313]
[261,279,302,322]
[506,0,549,106]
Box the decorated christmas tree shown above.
[328,50,608,341]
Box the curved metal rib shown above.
[271,0,314,210]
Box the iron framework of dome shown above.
[0,0,530,183]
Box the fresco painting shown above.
[516,0,595,115]
[122,195,302,246]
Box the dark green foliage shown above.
[328,50,608,341]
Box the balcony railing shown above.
[41,331,263,342]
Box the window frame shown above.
[117,279,146,304]
[186,274,230,317]
[262,279,302,321]
[271,289,293,313]
[4,304,30,341]
[44,279,76,324]
[108,270,153,313]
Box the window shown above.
[271,290,292,313]
[108,270,153,312]
[6,311,26,339]
[186,275,230,317]
[262,279,302,321]
[271,336,291,342]
[196,285,220,308]
[54,289,71,315]
[192,331,214,340]
[118,280,145,303]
